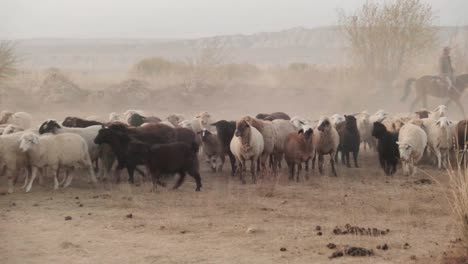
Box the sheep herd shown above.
[0,105,467,194]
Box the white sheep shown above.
[369,109,389,124]
[200,129,223,172]
[422,117,454,169]
[2,124,24,135]
[0,111,32,129]
[240,116,276,172]
[397,123,428,176]
[38,120,101,165]
[355,111,375,150]
[230,119,264,184]
[330,114,345,127]
[271,119,297,170]
[178,112,213,133]
[428,105,448,120]
[313,117,340,176]
[166,114,185,127]
[19,132,96,192]
[0,133,31,193]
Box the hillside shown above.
[14,26,466,71]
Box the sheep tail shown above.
[400,78,415,102]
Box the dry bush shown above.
[0,41,18,80]
[447,154,468,250]
[130,57,186,78]
[338,0,437,90]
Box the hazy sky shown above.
[1,0,467,39]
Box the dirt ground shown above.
[0,151,461,264]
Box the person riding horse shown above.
[439,46,455,91]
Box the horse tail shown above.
[400,78,416,102]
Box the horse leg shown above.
[409,96,421,111]
[422,95,428,109]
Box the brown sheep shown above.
[284,126,314,182]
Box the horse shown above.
[400,74,468,117]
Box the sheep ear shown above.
[396,141,401,145]
[298,129,304,134]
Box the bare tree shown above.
[0,41,18,80]
[338,0,437,89]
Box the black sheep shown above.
[94,128,167,183]
[210,120,237,176]
[62,117,104,128]
[146,142,202,191]
[336,115,360,168]
[372,122,399,176]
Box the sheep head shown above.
[38,119,61,134]
[396,141,412,161]
[235,119,251,137]
[19,133,39,152]
[196,112,212,127]
[436,117,453,128]
[344,115,357,129]
[372,122,387,138]
[317,119,331,132]
[62,116,77,127]
[298,125,313,140]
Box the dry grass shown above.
[447,154,468,251]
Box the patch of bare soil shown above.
[0,152,460,264]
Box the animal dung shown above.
[332,224,389,236]
[65,216,72,221]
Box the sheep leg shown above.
[173,172,186,190]
[296,163,302,182]
[7,169,16,194]
[218,155,225,172]
[251,158,257,184]
[148,168,164,191]
[53,167,60,190]
[210,156,217,172]
[311,152,316,170]
[59,168,68,186]
[287,161,294,181]
[318,154,324,175]
[345,151,351,168]
[64,170,74,188]
[135,167,146,178]
[435,149,442,169]
[228,152,237,177]
[188,169,202,192]
[353,150,359,168]
[21,167,31,189]
[25,167,39,193]
[127,166,136,184]
[330,153,337,177]
[239,158,246,184]
[304,160,310,180]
